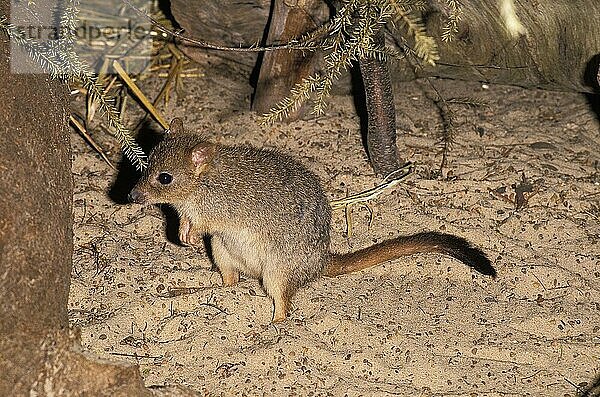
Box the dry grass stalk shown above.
[113,59,169,129]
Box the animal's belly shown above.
[218,229,273,279]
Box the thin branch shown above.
[121,0,322,53]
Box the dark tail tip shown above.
[417,232,497,278]
[455,244,496,278]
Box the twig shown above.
[564,377,586,395]
[109,351,163,360]
[121,0,321,53]
[157,44,185,106]
[344,201,353,237]
[198,302,228,316]
[157,286,207,298]
[69,115,116,170]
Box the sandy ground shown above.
[68,56,600,396]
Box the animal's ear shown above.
[166,118,185,136]
[191,142,216,173]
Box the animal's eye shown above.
[157,172,173,185]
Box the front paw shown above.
[178,217,198,246]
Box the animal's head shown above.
[128,118,216,205]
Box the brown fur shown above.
[325,232,495,277]
[129,119,495,322]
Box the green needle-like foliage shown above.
[262,0,462,124]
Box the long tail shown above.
[323,232,496,278]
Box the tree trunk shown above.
[0,1,199,394]
[359,29,402,176]
[252,0,327,119]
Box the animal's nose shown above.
[128,188,148,204]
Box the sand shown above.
[68,56,600,396]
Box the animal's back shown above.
[205,146,328,231]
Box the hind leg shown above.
[262,271,294,323]
[211,236,241,287]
